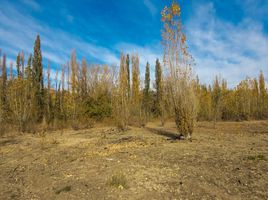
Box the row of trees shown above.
[196,73,268,123]
[0,38,164,133]
[0,1,267,138]
[0,37,267,134]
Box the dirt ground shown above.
[0,120,267,200]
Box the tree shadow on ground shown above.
[145,127,183,140]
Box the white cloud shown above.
[0,1,119,67]
[20,0,40,11]
[187,2,268,87]
[239,0,268,20]
[143,0,157,16]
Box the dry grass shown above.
[107,173,128,189]
[0,120,267,199]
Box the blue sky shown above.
[0,0,268,87]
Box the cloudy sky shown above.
[0,0,268,87]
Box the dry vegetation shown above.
[0,120,267,199]
[0,1,268,199]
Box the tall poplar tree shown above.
[131,55,141,119]
[143,62,150,118]
[212,76,222,127]
[81,58,88,98]
[25,54,32,80]
[155,58,164,124]
[32,35,44,122]
[126,54,131,99]
[16,53,21,78]
[259,71,266,118]
[162,1,197,138]
[112,53,129,130]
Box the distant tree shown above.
[32,35,44,122]
[60,64,66,122]
[142,62,151,122]
[132,55,140,103]
[25,54,32,80]
[126,54,131,99]
[0,54,8,128]
[81,58,88,98]
[21,51,25,78]
[131,54,142,125]
[10,61,13,80]
[16,53,21,78]
[78,58,88,122]
[112,53,129,130]
[54,70,62,123]
[25,54,34,120]
[259,71,267,118]
[198,84,213,121]
[155,58,164,125]
[220,79,229,120]
[45,62,53,125]
[235,78,251,120]
[212,76,222,127]
[70,50,79,126]
[251,78,259,118]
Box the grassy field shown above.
[0,120,267,200]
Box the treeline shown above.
[0,35,165,133]
[0,35,267,134]
[196,73,268,122]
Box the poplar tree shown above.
[132,55,140,103]
[46,63,53,124]
[25,54,32,80]
[259,71,266,118]
[25,54,33,120]
[21,51,25,78]
[131,55,141,125]
[126,54,131,98]
[112,53,129,130]
[16,53,21,78]
[143,62,150,119]
[54,70,62,122]
[155,59,163,118]
[251,78,259,119]
[32,35,44,122]
[60,64,66,121]
[212,76,222,127]
[69,50,80,127]
[235,78,251,120]
[162,1,197,138]
[10,61,13,80]
[81,58,88,98]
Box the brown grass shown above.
[0,120,267,199]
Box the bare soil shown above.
[0,121,267,200]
